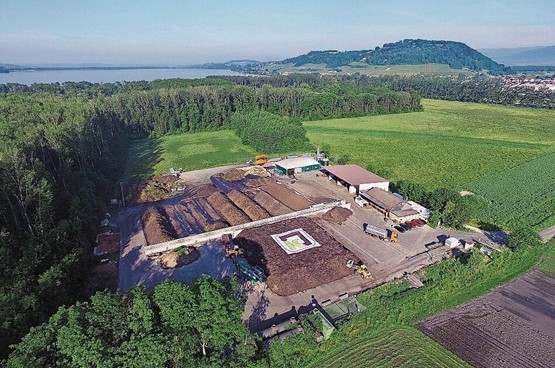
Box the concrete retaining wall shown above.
[145,200,350,255]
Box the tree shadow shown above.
[246,286,271,331]
[122,137,164,182]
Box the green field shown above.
[464,151,555,229]
[305,99,555,189]
[123,130,258,180]
[308,327,469,368]
[273,62,473,77]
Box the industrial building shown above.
[361,187,423,223]
[321,165,389,194]
[274,156,321,176]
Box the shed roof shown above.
[323,165,388,186]
[361,187,402,211]
[275,156,320,170]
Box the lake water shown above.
[0,68,241,85]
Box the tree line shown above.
[345,75,555,109]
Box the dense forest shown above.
[281,39,510,74]
[0,76,421,362]
[7,278,259,368]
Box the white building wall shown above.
[359,182,389,192]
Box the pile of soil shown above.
[226,189,270,221]
[183,184,218,199]
[243,166,269,177]
[95,232,120,254]
[126,175,183,205]
[260,182,311,211]
[250,190,292,216]
[159,248,200,269]
[214,169,245,181]
[204,221,228,232]
[206,192,250,226]
[141,206,177,246]
[321,207,353,224]
[245,176,273,187]
[235,217,357,296]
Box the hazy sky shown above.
[1,0,554,65]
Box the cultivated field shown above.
[305,99,555,189]
[417,269,555,368]
[308,327,469,368]
[464,151,555,229]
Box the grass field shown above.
[273,62,473,76]
[122,130,258,180]
[305,99,555,189]
[308,327,469,368]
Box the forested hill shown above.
[282,39,510,74]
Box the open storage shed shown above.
[274,156,321,176]
[322,164,389,194]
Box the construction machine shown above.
[347,260,371,279]
[222,233,244,257]
[255,154,267,165]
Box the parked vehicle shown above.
[400,223,411,231]
[394,225,406,233]
[363,223,398,242]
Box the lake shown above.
[0,68,241,85]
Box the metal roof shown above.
[323,165,388,186]
[361,187,402,211]
[275,156,320,170]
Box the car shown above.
[409,219,421,227]
[400,223,411,231]
[394,225,406,233]
[414,219,426,227]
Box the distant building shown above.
[274,156,321,176]
[322,165,389,194]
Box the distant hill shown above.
[480,46,555,66]
[281,39,510,74]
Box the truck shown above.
[363,223,398,242]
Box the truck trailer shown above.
[363,223,398,242]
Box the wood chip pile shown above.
[321,207,353,224]
[226,189,270,221]
[206,192,250,225]
[260,182,311,211]
[235,217,357,296]
[250,190,292,216]
[141,207,177,245]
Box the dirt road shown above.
[540,224,555,243]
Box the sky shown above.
[1,0,554,65]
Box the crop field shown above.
[341,63,472,76]
[417,269,555,368]
[464,151,555,229]
[305,99,555,189]
[123,130,258,179]
[308,327,469,368]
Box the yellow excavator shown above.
[347,260,371,279]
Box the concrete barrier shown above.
[145,200,350,255]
